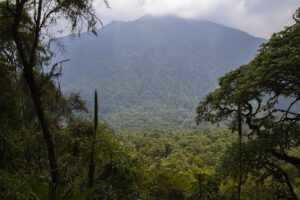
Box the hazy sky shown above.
[95,0,300,38]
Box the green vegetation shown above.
[196,7,300,199]
[55,15,264,130]
[0,0,299,199]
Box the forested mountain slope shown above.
[55,15,264,130]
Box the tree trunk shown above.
[88,90,98,187]
[237,104,242,200]
[23,66,59,186]
[11,0,59,187]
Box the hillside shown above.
[54,15,264,130]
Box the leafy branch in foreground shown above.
[197,7,300,199]
[3,0,104,189]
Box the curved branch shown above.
[271,150,300,170]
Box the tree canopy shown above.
[0,1,299,199]
[197,7,300,199]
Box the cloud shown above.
[95,0,299,38]
[95,0,146,23]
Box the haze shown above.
[95,0,299,38]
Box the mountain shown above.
[54,15,264,130]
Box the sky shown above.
[94,0,300,38]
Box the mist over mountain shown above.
[54,15,264,130]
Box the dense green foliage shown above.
[2,122,300,199]
[197,7,300,200]
[55,15,264,130]
[0,0,299,199]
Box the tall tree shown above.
[88,90,98,187]
[237,104,242,200]
[197,7,300,199]
[4,0,103,189]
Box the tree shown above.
[88,90,98,187]
[197,7,300,199]
[3,0,104,189]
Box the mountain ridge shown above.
[53,15,265,130]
